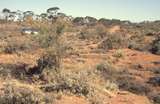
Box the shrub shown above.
[148,67,160,74]
[149,93,160,104]
[35,34,55,48]
[73,17,85,25]
[153,68,160,74]
[98,18,112,27]
[37,48,61,73]
[105,80,119,91]
[40,70,93,96]
[117,78,151,95]
[40,68,118,104]
[96,62,151,95]
[113,49,124,58]
[151,37,160,55]
[96,62,117,81]
[0,63,29,79]
[34,21,68,73]
[98,33,128,51]
[85,16,97,26]
[147,77,160,86]
[78,24,107,40]
[0,80,52,104]
[88,93,105,104]
[3,39,36,54]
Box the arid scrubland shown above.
[0,7,160,104]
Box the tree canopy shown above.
[2,8,10,13]
[47,7,60,14]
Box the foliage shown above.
[149,93,160,104]
[73,17,85,25]
[98,33,129,51]
[37,48,61,73]
[3,39,36,54]
[113,49,124,58]
[0,80,53,104]
[151,37,160,55]
[78,24,107,40]
[33,20,68,73]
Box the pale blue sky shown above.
[0,0,160,22]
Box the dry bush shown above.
[40,70,93,96]
[118,78,151,95]
[147,77,160,86]
[0,63,29,79]
[96,61,118,81]
[2,39,37,54]
[151,37,160,55]
[73,17,85,25]
[98,33,129,51]
[152,67,160,74]
[33,19,68,48]
[33,20,69,73]
[113,49,124,58]
[96,62,151,95]
[127,25,160,52]
[0,62,45,80]
[148,92,160,104]
[0,80,53,104]
[88,93,105,104]
[40,68,118,104]
[37,48,61,73]
[78,24,107,40]
[128,34,153,51]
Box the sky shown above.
[0,0,160,22]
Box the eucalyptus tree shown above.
[57,12,66,17]
[8,12,16,21]
[23,11,34,21]
[85,16,97,25]
[40,13,47,20]
[2,8,10,22]
[47,7,60,23]
[16,10,24,22]
[47,7,60,16]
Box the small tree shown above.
[16,10,24,24]
[23,11,34,25]
[73,17,85,25]
[47,7,60,23]
[40,13,47,19]
[9,12,17,21]
[47,7,60,15]
[2,8,10,23]
[36,20,66,73]
[23,11,34,20]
